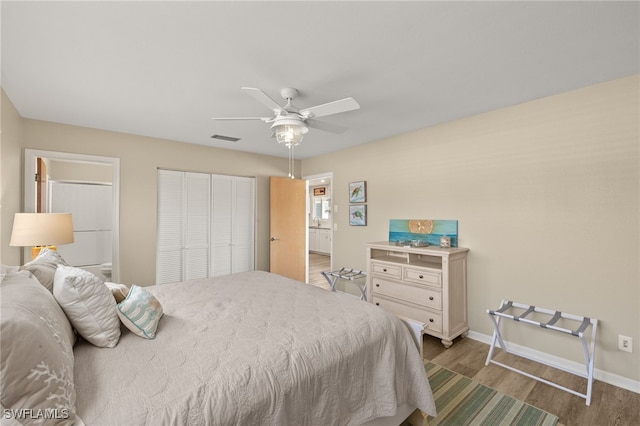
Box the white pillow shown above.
[53,265,121,348]
[117,285,163,339]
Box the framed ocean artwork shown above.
[349,181,366,203]
[349,205,367,226]
[388,219,458,247]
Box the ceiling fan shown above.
[212,87,360,146]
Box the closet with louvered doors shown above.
[156,170,255,285]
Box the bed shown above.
[2,252,436,426]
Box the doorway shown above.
[304,172,333,289]
[24,149,121,281]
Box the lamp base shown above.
[31,245,57,260]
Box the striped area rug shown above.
[422,361,559,426]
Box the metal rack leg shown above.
[485,314,505,366]
[320,271,338,292]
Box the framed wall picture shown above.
[349,181,366,203]
[313,187,326,196]
[349,205,367,226]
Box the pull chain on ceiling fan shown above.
[288,144,295,179]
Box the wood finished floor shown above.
[308,254,639,425]
[308,252,331,290]
[424,335,640,426]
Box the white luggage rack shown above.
[486,300,598,406]
[321,268,367,301]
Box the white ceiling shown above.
[2,1,638,159]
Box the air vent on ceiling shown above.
[211,134,241,142]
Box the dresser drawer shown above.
[371,262,402,279]
[372,278,442,310]
[372,295,443,334]
[403,267,441,287]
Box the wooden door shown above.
[269,176,306,281]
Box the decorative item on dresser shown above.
[365,241,469,348]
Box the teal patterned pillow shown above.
[116,285,163,339]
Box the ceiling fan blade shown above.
[242,87,283,113]
[299,97,360,119]
[211,117,271,122]
[305,119,348,134]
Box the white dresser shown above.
[365,241,469,348]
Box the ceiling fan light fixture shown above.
[213,87,359,150]
[271,118,308,147]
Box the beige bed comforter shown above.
[73,271,435,425]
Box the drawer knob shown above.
[429,296,434,301]
[375,302,380,306]
[429,318,434,323]
[383,268,387,272]
[375,283,380,287]
[419,274,424,279]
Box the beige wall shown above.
[1,103,295,285]
[302,75,640,382]
[1,89,24,266]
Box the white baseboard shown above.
[466,330,640,395]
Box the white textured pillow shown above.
[117,285,163,339]
[53,265,121,348]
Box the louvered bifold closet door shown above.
[157,170,185,284]
[231,176,255,274]
[157,170,210,284]
[158,170,255,283]
[211,175,256,277]
[211,175,233,277]
[184,172,210,280]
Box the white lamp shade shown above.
[10,213,74,247]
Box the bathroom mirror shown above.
[24,149,121,281]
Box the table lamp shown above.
[9,213,74,259]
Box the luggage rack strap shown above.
[323,267,366,281]
[573,316,592,337]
